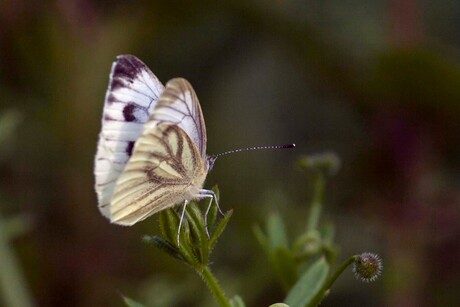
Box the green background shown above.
[1,1,459,306]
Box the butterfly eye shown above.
[207,156,217,171]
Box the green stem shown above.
[199,266,231,307]
[307,255,357,307]
[0,214,34,307]
[306,172,325,232]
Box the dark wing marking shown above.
[150,78,207,160]
[95,55,164,216]
[109,124,207,225]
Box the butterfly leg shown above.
[177,200,189,246]
[199,189,225,239]
[199,189,224,216]
[203,195,214,238]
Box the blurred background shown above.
[1,0,459,306]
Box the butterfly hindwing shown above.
[110,124,207,225]
[95,55,164,217]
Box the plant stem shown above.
[306,172,325,232]
[307,255,357,307]
[199,266,231,307]
[0,214,34,307]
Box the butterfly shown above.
[94,54,220,229]
[95,55,294,235]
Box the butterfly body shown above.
[95,55,213,226]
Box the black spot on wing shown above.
[126,141,135,156]
[107,93,117,104]
[103,114,115,121]
[110,78,124,91]
[114,56,140,80]
[109,56,147,91]
[123,104,136,122]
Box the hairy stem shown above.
[307,255,357,307]
[199,266,231,307]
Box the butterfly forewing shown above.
[95,55,164,217]
[149,78,207,160]
[110,124,207,225]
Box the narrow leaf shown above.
[121,295,145,307]
[229,295,246,307]
[284,257,329,307]
[209,210,233,252]
[159,209,180,244]
[212,185,220,202]
[253,224,270,256]
[207,186,220,229]
[185,203,207,264]
[186,202,206,242]
[267,212,288,249]
[272,247,298,291]
[143,236,184,261]
[207,199,218,232]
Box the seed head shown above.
[352,252,383,282]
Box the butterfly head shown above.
[207,155,218,171]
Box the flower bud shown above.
[297,152,341,175]
[352,252,383,282]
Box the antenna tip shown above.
[286,143,296,149]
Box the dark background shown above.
[1,1,459,306]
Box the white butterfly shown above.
[95,55,294,235]
[94,55,218,227]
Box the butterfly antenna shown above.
[213,143,295,159]
[208,144,295,170]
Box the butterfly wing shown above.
[109,123,207,225]
[148,78,207,161]
[95,55,164,218]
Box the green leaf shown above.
[229,295,246,307]
[319,223,335,243]
[121,295,145,307]
[284,257,329,307]
[209,210,233,252]
[178,241,200,267]
[253,224,269,255]
[212,185,220,201]
[207,186,220,230]
[292,231,321,262]
[269,304,290,307]
[186,203,206,242]
[142,236,184,261]
[271,247,298,291]
[185,203,207,264]
[267,212,288,249]
[207,199,218,232]
[159,209,181,244]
